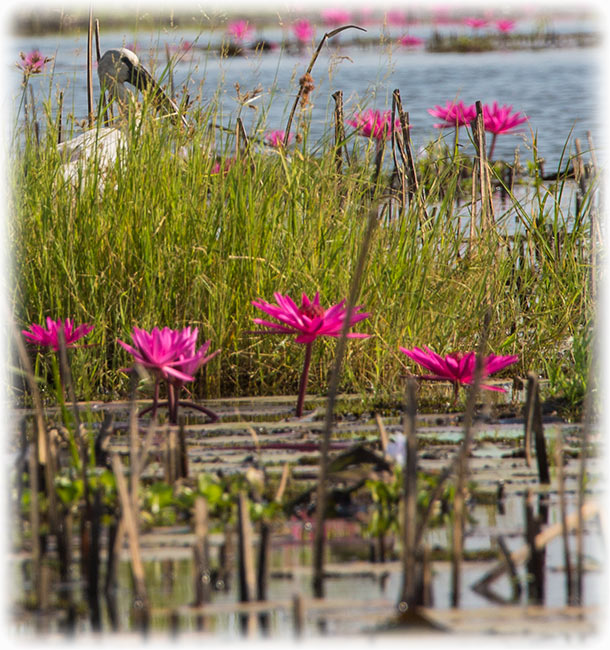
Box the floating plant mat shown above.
[10,390,603,639]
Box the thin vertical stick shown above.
[529,374,550,485]
[525,490,545,604]
[375,413,389,455]
[193,496,211,607]
[87,7,94,128]
[523,373,536,467]
[555,432,574,604]
[57,91,63,144]
[274,463,290,503]
[451,308,491,607]
[111,454,149,626]
[399,377,419,608]
[312,204,379,599]
[237,493,257,636]
[332,90,345,175]
[292,593,305,637]
[257,521,271,633]
[28,443,41,607]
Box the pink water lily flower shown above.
[347,109,402,141]
[482,102,528,135]
[482,101,528,158]
[292,19,315,44]
[398,34,425,48]
[17,50,53,76]
[400,346,519,403]
[22,317,94,351]
[496,19,516,33]
[428,100,477,128]
[227,20,253,43]
[264,130,293,147]
[118,326,220,423]
[252,292,370,416]
[463,17,488,29]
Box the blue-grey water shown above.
[8,18,602,170]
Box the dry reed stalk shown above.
[399,377,419,609]
[450,308,491,608]
[110,453,149,624]
[332,90,345,175]
[525,490,545,603]
[257,521,271,633]
[375,413,389,455]
[283,24,366,146]
[193,496,211,606]
[555,432,574,604]
[27,442,42,606]
[312,203,379,599]
[523,373,536,467]
[392,89,427,222]
[57,91,63,144]
[471,101,494,230]
[87,8,94,128]
[237,492,257,636]
[528,373,550,485]
[274,462,290,502]
[236,117,250,159]
[292,593,305,637]
[576,333,596,604]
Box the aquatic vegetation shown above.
[496,19,517,33]
[398,35,425,48]
[252,292,370,416]
[482,101,528,158]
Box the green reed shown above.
[9,76,597,410]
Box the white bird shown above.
[57,48,187,186]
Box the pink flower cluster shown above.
[347,109,402,141]
[227,20,253,43]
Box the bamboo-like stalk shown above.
[87,7,94,128]
[555,432,574,605]
[193,496,211,607]
[312,203,379,599]
[399,377,419,608]
[237,492,257,636]
[450,308,491,608]
[110,453,149,628]
[332,90,345,175]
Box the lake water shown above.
[8,20,602,170]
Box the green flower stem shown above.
[296,341,314,417]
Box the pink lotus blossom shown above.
[482,102,528,135]
[428,100,477,128]
[400,346,519,400]
[17,50,53,76]
[264,130,293,147]
[252,292,370,345]
[227,20,253,42]
[398,34,425,48]
[22,317,93,351]
[252,291,370,416]
[321,8,352,27]
[463,17,488,29]
[347,109,402,141]
[292,19,315,43]
[496,19,516,33]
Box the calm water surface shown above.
[9,25,601,170]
